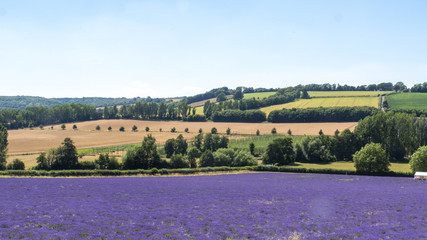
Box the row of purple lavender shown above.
[1,173,426,239]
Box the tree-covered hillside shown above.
[0,96,167,110]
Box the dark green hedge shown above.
[212,110,266,123]
[268,106,378,123]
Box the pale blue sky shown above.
[1,0,426,98]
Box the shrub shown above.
[132,125,138,132]
[410,146,427,173]
[184,128,189,133]
[213,151,232,167]
[73,124,77,130]
[107,157,121,170]
[78,161,96,170]
[145,126,150,132]
[211,127,218,134]
[96,125,101,131]
[287,129,292,135]
[199,128,203,133]
[171,127,176,133]
[108,126,112,131]
[61,124,66,130]
[353,143,389,173]
[170,154,189,169]
[226,128,231,135]
[151,168,159,174]
[6,159,25,170]
[119,126,125,132]
[232,150,257,167]
[256,129,260,136]
[187,147,201,168]
[271,128,277,134]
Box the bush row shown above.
[268,106,378,123]
[0,166,412,177]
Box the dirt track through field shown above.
[8,120,357,155]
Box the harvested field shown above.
[7,119,357,155]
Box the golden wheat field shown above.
[8,119,357,155]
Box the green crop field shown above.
[260,97,379,116]
[229,134,305,154]
[243,92,276,100]
[308,91,392,98]
[387,93,427,111]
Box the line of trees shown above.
[268,107,378,123]
[0,101,204,129]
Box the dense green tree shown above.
[216,93,227,102]
[96,125,101,131]
[186,147,201,168]
[354,112,416,162]
[61,124,66,130]
[233,87,244,101]
[410,146,427,173]
[164,139,176,158]
[300,89,310,99]
[52,138,79,170]
[295,136,336,163]
[226,127,231,135]
[123,134,165,170]
[249,142,255,156]
[263,137,295,165]
[271,128,277,134]
[0,124,8,170]
[119,126,125,132]
[199,150,215,167]
[211,127,217,134]
[353,143,389,173]
[192,133,203,150]
[72,124,77,130]
[175,134,188,155]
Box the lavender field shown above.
[1,173,426,239]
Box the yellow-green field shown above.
[260,97,380,116]
[308,91,393,98]
[243,92,276,100]
[288,161,410,173]
[194,106,204,115]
